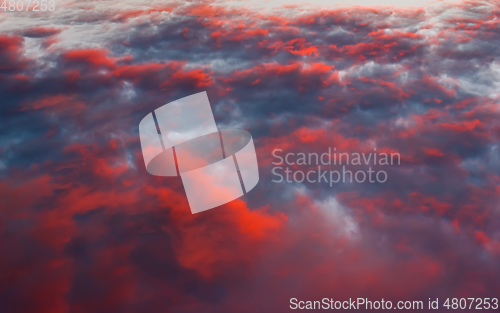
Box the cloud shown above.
[22,27,64,38]
[0,0,500,312]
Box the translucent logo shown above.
[139,92,259,214]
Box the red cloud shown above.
[64,49,117,68]
[0,35,28,72]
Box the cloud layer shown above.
[1,0,500,312]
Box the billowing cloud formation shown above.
[1,0,500,312]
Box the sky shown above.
[1,0,500,312]
[214,0,462,9]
